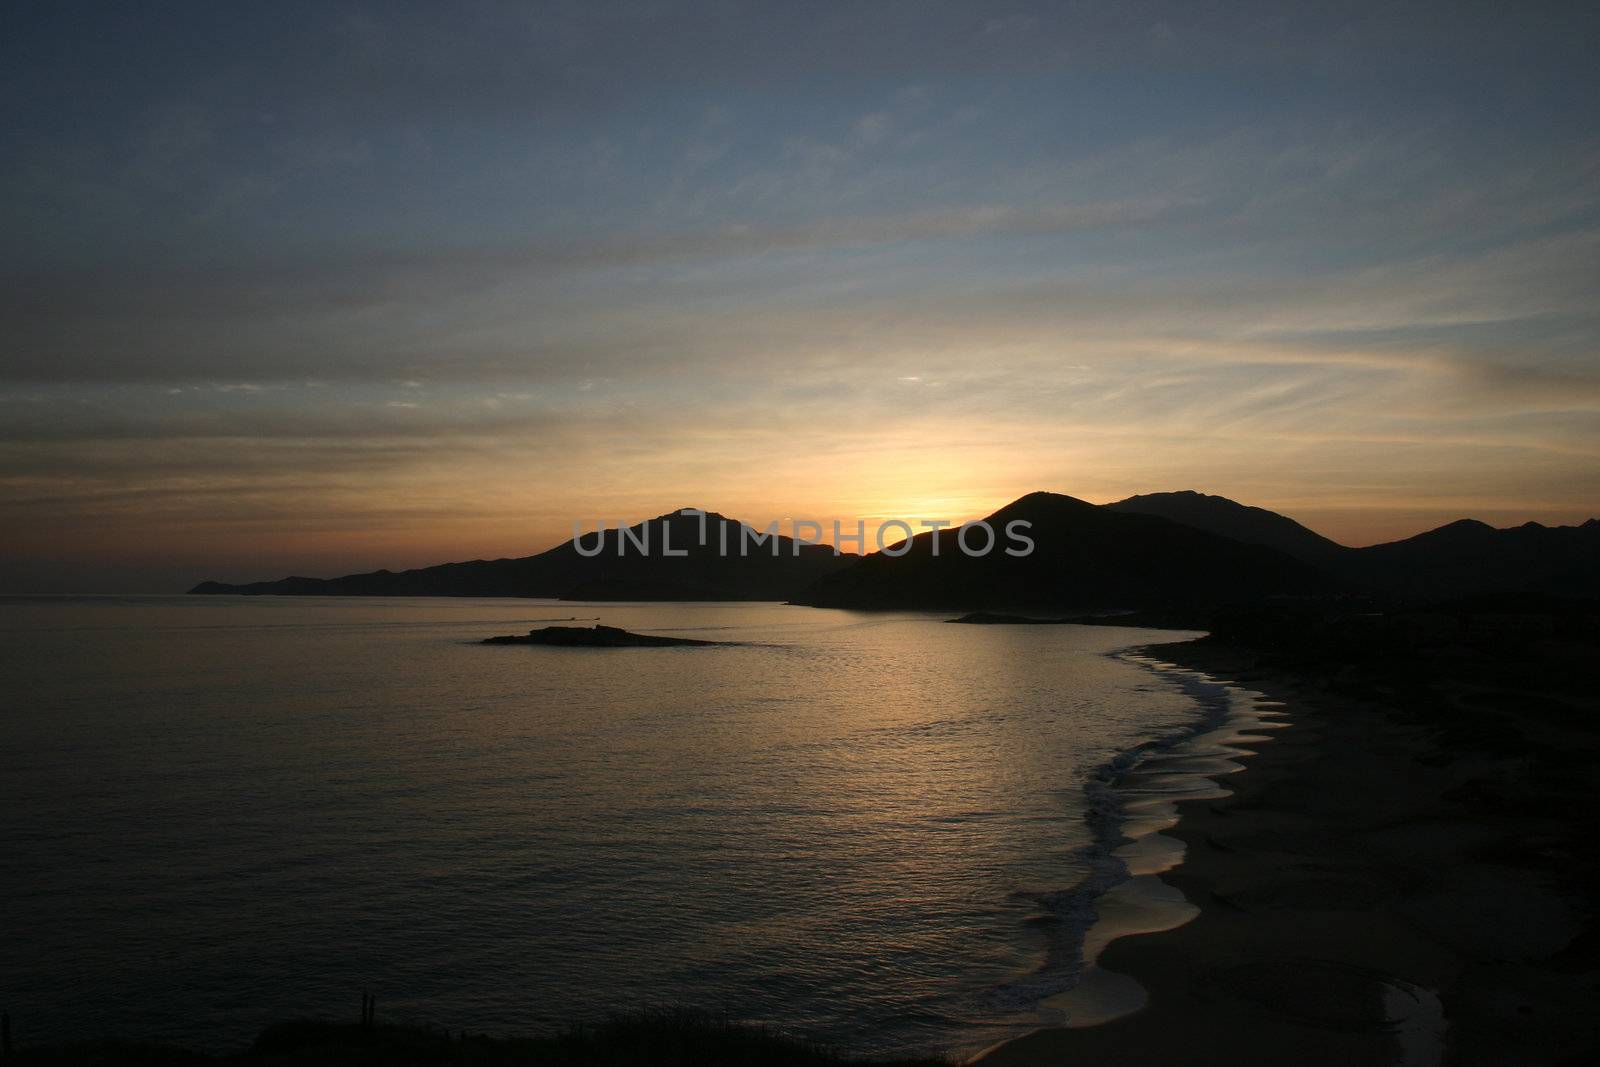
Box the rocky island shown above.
[481,624,731,647]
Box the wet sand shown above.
[977,637,1597,1067]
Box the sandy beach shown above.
[979,634,1598,1067]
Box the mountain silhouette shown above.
[1103,491,1600,599]
[1346,517,1600,599]
[190,509,854,601]
[1105,490,1347,563]
[191,495,1600,606]
[792,491,1335,611]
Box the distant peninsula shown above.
[189,509,852,601]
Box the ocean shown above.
[1,595,1240,1059]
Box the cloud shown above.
[4,1,1599,583]
[0,195,1180,383]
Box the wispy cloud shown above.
[3,1,1597,585]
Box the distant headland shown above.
[189,490,1600,612]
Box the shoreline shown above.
[1055,649,1291,1021]
[966,644,1290,1063]
[961,641,1248,1061]
[8,613,1595,1064]
[977,634,1595,1066]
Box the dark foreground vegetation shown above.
[4,1014,947,1067]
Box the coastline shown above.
[8,608,1596,1065]
[978,634,1596,1067]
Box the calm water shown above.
[1,596,1211,1058]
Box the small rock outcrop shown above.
[481,624,728,647]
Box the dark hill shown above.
[1105,490,1347,563]
[189,510,854,601]
[1104,491,1600,599]
[1346,516,1600,599]
[792,491,1335,611]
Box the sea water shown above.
[0,595,1213,1058]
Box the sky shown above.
[2,1,1598,591]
